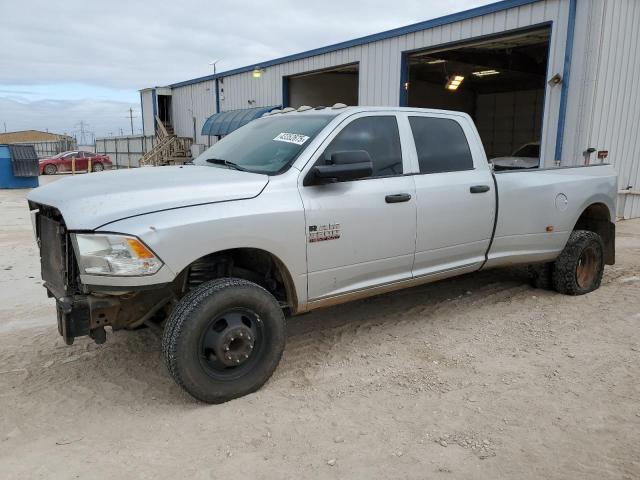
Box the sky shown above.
[0,0,494,141]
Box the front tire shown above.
[162,278,286,403]
[92,162,104,172]
[43,163,57,175]
[552,230,604,295]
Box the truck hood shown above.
[27,166,269,229]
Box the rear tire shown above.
[162,278,286,403]
[43,164,57,175]
[92,162,104,172]
[552,230,604,295]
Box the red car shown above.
[39,151,112,175]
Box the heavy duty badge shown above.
[308,223,341,243]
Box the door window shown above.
[322,116,403,178]
[409,117,474,174]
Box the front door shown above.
[299,113,417,301]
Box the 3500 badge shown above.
[308,223,341,243]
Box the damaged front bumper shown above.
[56,295,119,345]
[54,288,174,345]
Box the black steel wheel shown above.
[162,278,285,403]
[199,308,263,379]
[552,230,604,295]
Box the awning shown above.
[201,106,280,136]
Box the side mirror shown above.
[309,150,373,184]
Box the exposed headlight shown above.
[72,233,163,276]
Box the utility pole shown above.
[124,108,138,136]
[3,122,6,133]
[209,59,221,74]
[128,107,135,135]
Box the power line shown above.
[73,120,94,145]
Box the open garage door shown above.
[286,63,359,108]
[406,28,550,166]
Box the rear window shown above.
[409,117,474,174]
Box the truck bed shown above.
[485,164,618,268]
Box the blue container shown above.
[0,145,39,189]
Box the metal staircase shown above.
[139,116,193,167]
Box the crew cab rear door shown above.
[299,112,417,301]
[402,112,495,277]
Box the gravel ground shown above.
[1,176,639,479]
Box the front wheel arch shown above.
[176,247,298,313]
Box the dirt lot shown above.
[0,177,639,479]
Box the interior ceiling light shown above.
[472,69,500,77]
[445,75,464,91]
[427,59,446,64]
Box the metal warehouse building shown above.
[140,0,640,218]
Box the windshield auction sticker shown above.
[273,132,310,145]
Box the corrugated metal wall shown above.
[170,80,217,146]
[141,90,155,136]
[95,135,157,168]
[564,0,640,219]
[219,0,569,166]
[138,0,640,218]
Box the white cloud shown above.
[1,0,492,136]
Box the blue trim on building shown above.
[151,88,157,135]
[554,0,577,162]
[399,52,409,107]
[282,76,290,108]
[168,0,540,88]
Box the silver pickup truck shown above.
[27,106,617,403]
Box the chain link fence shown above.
[8,139,77,158]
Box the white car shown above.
[491,142,540,170]
[27,107,616,403]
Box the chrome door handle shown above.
[385,193,412,203]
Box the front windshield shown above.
[513,144,540,157]
[194,114,335,175]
